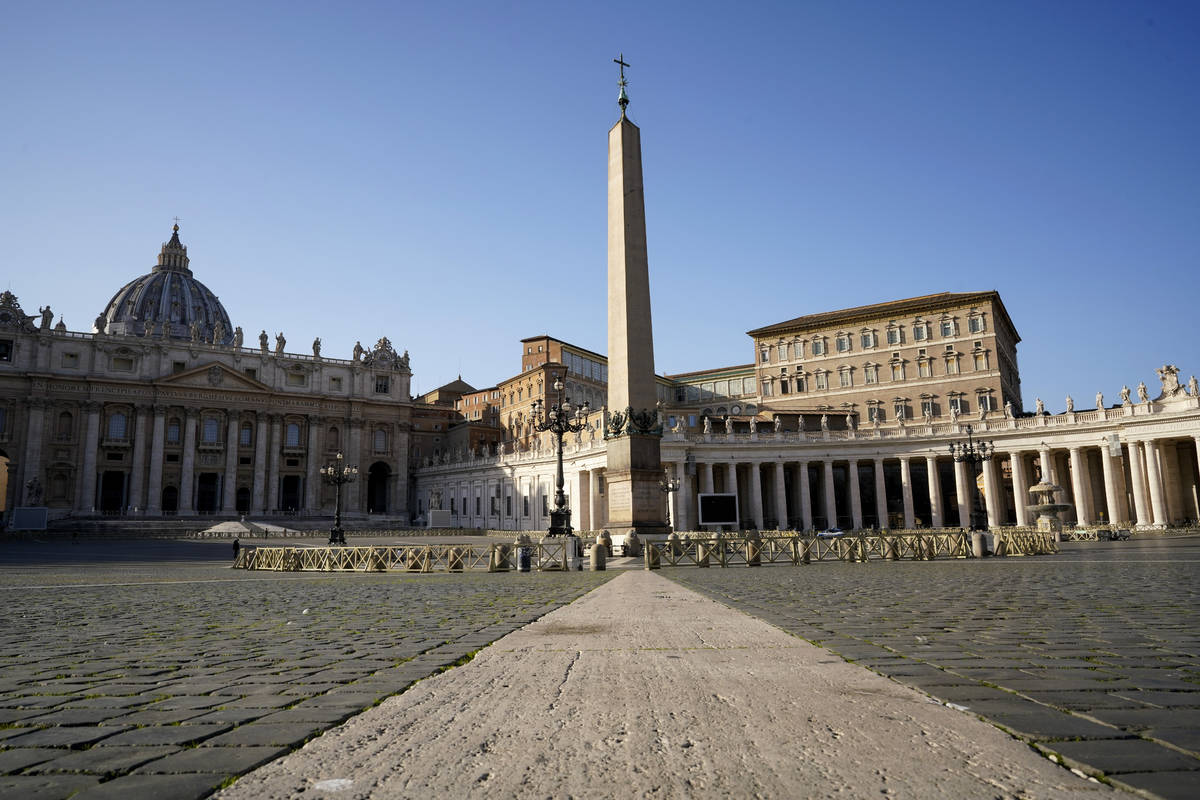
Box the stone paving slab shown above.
[0,537,613,799]
[670,536,1200,798]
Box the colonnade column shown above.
[266,414,282,514]
[675,460,692,531]
[749,461,764,529]
[1039,446,1055,490]
[848,459,863,530]
[1099,443,1123,525]
[178,411,197,514]
[21,398,46,501]
[222,413,239,513]
[982,458,1001,527]
[590,469,604,530]
[798,461,813,531]
[1010,451,1029,526]
[252,412,268,515]
[146,406,166,515]
[925,455,943,527]
[873,457,887,529]
[129,405,149,512]
[77,402,102,512]
[899,456,915,529]
[772,461,788,530]
[822,459,836,529]
[304,415,320,512]
[1143,440,1168,526]
[699,462,714,494]
[1127,442,1150,527]
[1068,447,1091,526]
[953,457,970,528]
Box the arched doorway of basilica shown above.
[236,487,251,516]
[196,474,220,514]
[281,475,301,514]
[162,486,178,515]
[99,471,126,514]
[368,462,390,514]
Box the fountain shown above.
[1026,481,1072,542]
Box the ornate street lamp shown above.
[530,374,590,536]
[948,425,994,531]
[660,467,681,529]
[320,451,358,545]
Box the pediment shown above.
[158,361,271,392]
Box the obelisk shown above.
[605,56,667,535]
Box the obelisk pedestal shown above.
[605,108,667,536]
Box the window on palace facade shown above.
[240,423,253,446]
[940,318,957,337]
[945,355,960,374]
[886,326,903,345]
[286,423,301,447]
[107,412,127,440]
[523,495,530,517]
[375,375,390,393]
[111,356,134,372]
[172,361,186,373]
[811,337,826,356]
[814,372,828,390]
[949,395,966,413]
[201,417,219,443]
[913,321,928,341]
[761,380,773,397]
[977,393,993,411]
[868,405,882,422]
[794,340,805,360]
[839,368,852,388]
[760,348,769,363]
[918,360,932,378]
[836,333,851,353]
[968,314,985,333]
[864,364,878,384]
[243,367,257,380]
[891,363,904,381]
[860,330,876,349]
[374,429,386,452]
[921,398,935,418]
[894,401,907,419]
[779,379,790,395]
[974,352,988,370]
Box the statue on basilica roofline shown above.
[1190,375,1199,396]
[748,416,757,435]
[142,318,154,337]
[1065,395,1074,413]
[1095,391,1104,410]
[275,332,286,355]
[978,404,987,421]
[312,337,322,358]
[1035,397,1045,415]
[950,404,959,423]
[189,319,202,342]
[820,413,829,431]
[1137,381,1149,403]
[1120,385,1131,405]
[38,305,53,330]
[773,415,782,434]
[233,326,244,349]
[353,341,364,362]
[724,415,734,435]
[259,330,269,353]
[1004,400,1013,419]
[212,319,226,346]
[94,313,107,334]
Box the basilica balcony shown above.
[196,441,225,453]
[101,437,131,448]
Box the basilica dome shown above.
[98,225,234,344]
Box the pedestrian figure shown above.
[232,538,241,560]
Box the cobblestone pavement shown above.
[0,538,612,799]
[670,536,1200,800]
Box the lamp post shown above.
[660,467,680,529]
[949,424,994,531]
[320,451,358,545]
[531,374,590,536]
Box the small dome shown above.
[98,225,234,344]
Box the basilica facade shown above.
[0,227,416,521]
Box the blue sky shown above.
[2,1,1197,409]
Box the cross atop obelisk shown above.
[614,54,630,115]
[605,55,666,535]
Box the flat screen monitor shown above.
[698,493,739,526]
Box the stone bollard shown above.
[514,534,532,573]
[695,534,711,568]
[448,547,464,572]
[745,530,762,566]
[590,542,606,571]
[971,532,985,559]
[800,537,811,564]
[667,531,681,558]
[885,537,899,561]
[644,543,660,570]
[489,543,510,572]
[597,530,613,557]
[994,535,1008,557]
[624,530,642,558]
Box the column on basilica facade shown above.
[797,461,813,531]
[847,459,863,530]
[1068,447,1091,525]
[252,413,268,515]
[749,461,764,529]
[873,457,887,529]
[305,415,320,512]
[222,413,239,513]
[266,414,282,513]
[129,406,149,512]
[982,457,1001,527]
[925,455,943,527]
[899,456,915,529]
[772,460,787,530]
[78,402,102,512]
[953,457,970,528]
[1099,443,1124,525]
[22,399,46,500]
[1009,451,1029,526]
[1143,440,1168,526]
[146,406,166,515]
[179,411,198,514]
[347,420,363,513]
[822,459,836,529]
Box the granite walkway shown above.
[218,570,1110,799]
